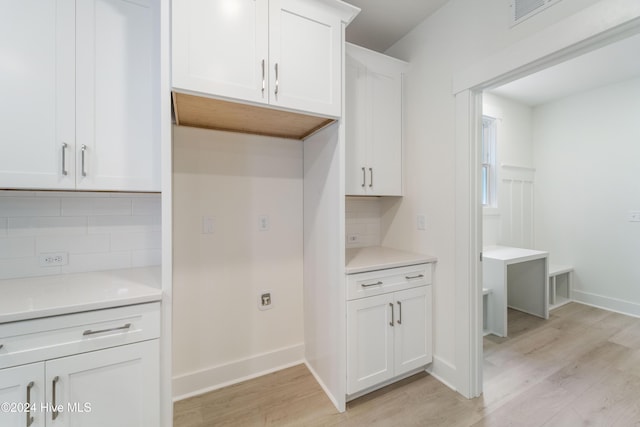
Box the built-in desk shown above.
[483,246,549,337]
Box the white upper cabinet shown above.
[76,0,159,191]
[268,0,342,117]
[172,0,269,104]
[0,0,75,190]
[0,0,160,192]
[345,43,407,196]
[172,0,352,118]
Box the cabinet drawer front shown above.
[347,264,432,300]
[0,303,160,369]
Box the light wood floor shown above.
[174,302,640,426]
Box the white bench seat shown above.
[548,264,573,309]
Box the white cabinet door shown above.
[394,286,432,375]
[268,0,342,117]
[76,0,160,191]
[367,60,403,196]
[0,363,45,427]
[345,53,367,195]
[347,293,395,394]
[172,0,269,105]
[45,340,159,427]
[0,0,75,190]
[345,44,405,196]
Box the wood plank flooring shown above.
[174,303,640,426]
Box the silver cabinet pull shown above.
[61,143,68,176]
[0,344,3,350]
[389,303,394,327]
[405,274,424,280]
[83,323,131,336]
[274,63,279,96]
[261,59,265,97]
[361,167,366,187]
[80,144,87,177]
[26,381,34,427]
[52,376,60,421]
[369,167,373,188]
[361,281,382,288]
[397,301,402,325]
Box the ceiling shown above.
[489,33,640,106]
[345,0,449,52]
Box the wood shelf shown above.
[172,92,336,140]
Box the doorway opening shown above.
[453,10,640,399]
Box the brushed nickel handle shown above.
[389,303,394,327]
[397,301,402,325]
[81,144,87,177]
[0,344,3,350]
[361,281,383,288]
[369,167,373,188]
[52,376,59,421]
[361,167,366,187]
[261,59,265,97]
[26,381,34,427]
[61,143,68,176]
[405,274,424,280]
[83,323,131,336]
[274,63,279,96]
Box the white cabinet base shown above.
[346,263,433,397]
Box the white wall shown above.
[171,125,304,399]
[0,191,161,279]
[383,0,602,388]
[533,76,640,315]
[482,93,535,248]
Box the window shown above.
[482,116,497,207]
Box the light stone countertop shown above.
[346,246,437,274]
[0,266,162,323]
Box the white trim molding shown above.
[172,343,305,401]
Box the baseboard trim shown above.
[572,290,640,318]
[304,361,345,413]
[426,355,457,392]
[172,343,304,401]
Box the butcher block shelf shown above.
[172,92,336,140]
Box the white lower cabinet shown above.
[0,303,160,427]
[346,267,433,396]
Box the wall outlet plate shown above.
[39,252,68,267]
[628,211,640,222]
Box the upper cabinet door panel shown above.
[0,0,75,190]
[368,64,403,196]
[76,0,160,191]
[173,0,269,104]
[345,55,367,195]
[269,0,342,117]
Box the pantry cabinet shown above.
[0,0,160,192]
[0,303,160,427]
[172,0,346,118]
[345,43,407,196]
[346,264,433,395]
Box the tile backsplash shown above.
[346,197,381,248]
[0,191,161,280]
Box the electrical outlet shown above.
[258,290,273,311]
[39,252,68,267]
[347,234,359,243]
[202,216,215,234]
[417,214,426,230]
[258,215,270,231]
[629,211,640,222]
